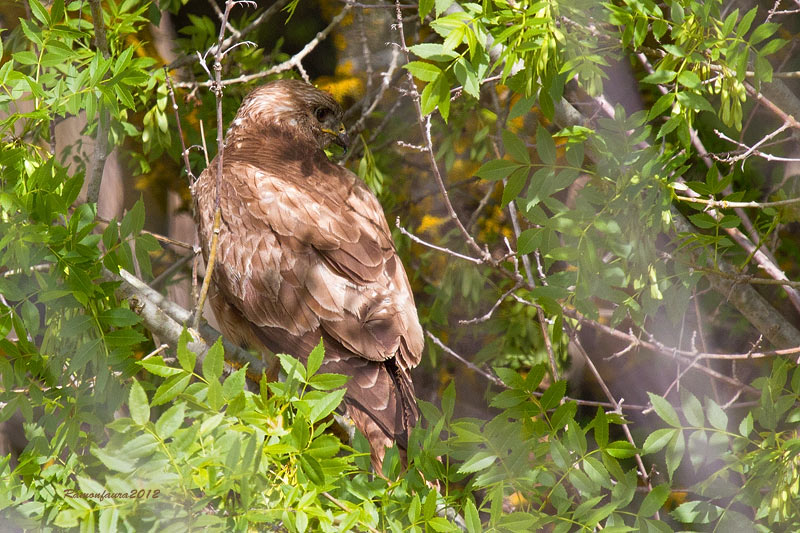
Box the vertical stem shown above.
[86,0,111,205]
[192,0,237,329]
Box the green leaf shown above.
[453,58,480,99]
[458,452,497,474]
[736,7,758,38]
[104,328,147,347]
[688,212,717,229]
[155,402,184,439]
[28,0,51,24]
[306,338,324,376]
[475,159,524,181]
[676,91,714,113]
[516,228,540,255]
[308,373,348,390]
[441,380,455,420]
[502,166,528,207]
[550,401,576,430]
[662,44,685,57]
[464,499,481,533]
[665,429,685,480]
[671,500,724,524]
[308,388,346,424]
[68,337,101,374]
[120,198,145,238]
[409,43,458,62]
[207,379,223,410]
[435,0,454,16]
[202,337,224,381]
[750,22,780,46]
[152,373,191,406]
[222,367,247,400]
[641,70,677,84]
[647,392,680,426]
[404,61,442,82]
[738,411,753,437]
[604,440,638,459]
[593,407,608,448]
[688,429,707,470]
[677,71,701,89]
[638,484,670,517]
[541,380,566,410]
[647,92,675,120]
[419,0,434,19]
[177,329,197,372]
[139,357,183,377]
[502,129,530,164]
[50,0,64,23]
[97,307,141,327]
[721,9,739,36]
[129,379,150,426]
[536,125,556,165]
[643,428,677,454]
[705,398,728,431]
[680,389,704,427]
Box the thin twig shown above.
[394,0,491,264]
[193,0,242,330]
[426,330,650,410]
[175,5,352,89]
[570,334,656,510]
[395,218,483,264]
[164,66,196,184]
[459,282,521,325]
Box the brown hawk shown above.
[193,79,424,470]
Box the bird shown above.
[192,79,424,471]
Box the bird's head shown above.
[233,79,349,151]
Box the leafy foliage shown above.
[2,0,800,531]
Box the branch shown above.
[175,5,352,89]
[115,268,266,379]
[394,0,492,264]
[164,67,196,184]
[85,0,111,204]
[193,0,242,330]
[426,330,651,410]
[570,333,656,497]
[671,208,800,349]
[169,0,290,70]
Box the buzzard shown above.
[193,79,424,470]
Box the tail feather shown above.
[250,322,417,471]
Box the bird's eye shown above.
[314,107,331,122]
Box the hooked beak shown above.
[323,123,349,151]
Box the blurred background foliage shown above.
[1,0,800,530]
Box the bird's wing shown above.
[198,139,423,374]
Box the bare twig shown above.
[394,0,491,264]
[426,330,651,410]
[459,282,521,325]
[395,218,483,264]
[570,334,655,504]
[175,5,352,89]
[170,0,289,70]
[164,66,196,184]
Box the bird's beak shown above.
[336,127,350,150]
[323,123,349,151]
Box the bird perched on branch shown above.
[192,79,424,471]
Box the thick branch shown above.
[115,268,266,377]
